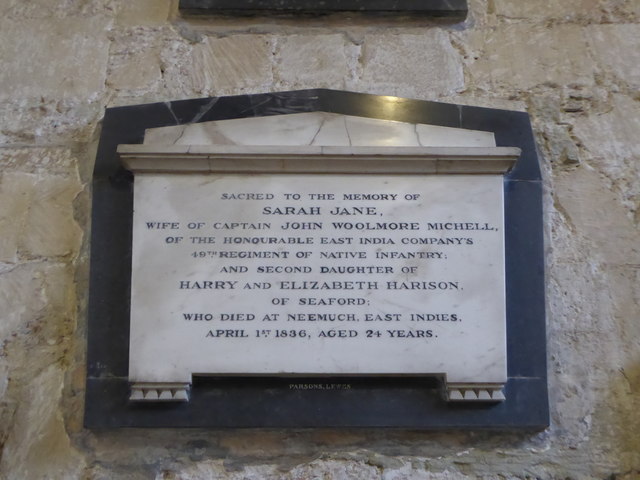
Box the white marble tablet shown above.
[128,173,507,399]
[127,112,511,403]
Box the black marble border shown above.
[179,0,468,18]
[85,89,548,429]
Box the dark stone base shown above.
[86,89,548,429]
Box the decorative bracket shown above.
[129,383,191,402]
[446,383,506,402]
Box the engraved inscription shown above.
[128,174,507,387]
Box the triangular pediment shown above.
[144,112,496,148]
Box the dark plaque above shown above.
[179,0,468,18]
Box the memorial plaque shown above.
[85,90,548,429]
[121,145,517,402]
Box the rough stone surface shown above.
[0,149,83,261]
[357,32,464,98]
[190,35,275,95]
[0,0,117,20]
[571,94,640,222]
[0,1,639,479]
[492,0,605,22]
[0,18,110,101]
[115,0,172,27]
[274,34,359,90]
[586,24,640,91]
[467,24,594,90]
[106,29,164,92]
[0,173,36,263]
[0,366,85,479]
[0,98,105,145]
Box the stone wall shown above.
[0,0,639,478]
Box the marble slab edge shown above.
[118,145,520,175]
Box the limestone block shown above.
[468,25,593,90]
[599,0,640,21]
[84,464,153,480]
[540,124,581,166]
[554,167,640,266]
[107,30,163,91]
[547,258,618,338]
[438,94,528,112]
[572,94,640,160]
[464,0,492,28]
[0,169,83,260]
[572,94,640,215]
[544,259,632,450]
[275,34,356,89]
[157,37,199,99]
[382,466,472,480]
[0,147,77,175]
[1,0,117,19]
[151,458,478,480]
[620,0,640,18]
[191,35,274,94]
[0,366,85,479]
[157,459,382,480]
[586,25,640,90]
[604,265,640,355]
[0,98,104,145]
[18,174,83,258]
[0,17,109,100]
[108,49,162,91]
[358,32,464,98]
[289,459,381,479]
[0,262,73,343]
[492,0,603,21]
[116,0,172,27]
[0,173,35,263]
[0,259,78,445]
